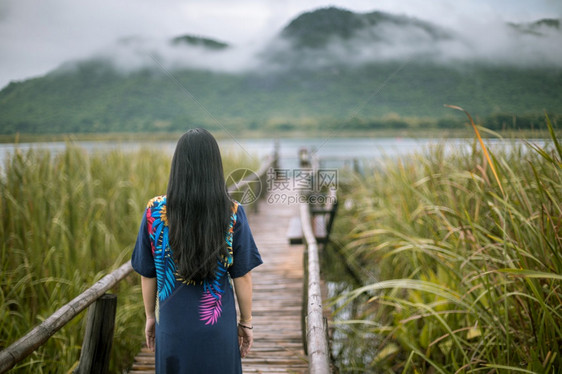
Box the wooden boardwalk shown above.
[129,197,309,373]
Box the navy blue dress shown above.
[131,196,262,373]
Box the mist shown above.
[82,9,562,76]
[1,0,561,89]
[263,12,562,70]
[80,36,265,75]
[432,16,562,67]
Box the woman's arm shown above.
[141,276,157,352]
[233,272,253,358]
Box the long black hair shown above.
[166,128,232,281]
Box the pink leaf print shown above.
[146,209,156,254]
[199,291,222,325]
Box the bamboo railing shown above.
[298,149,334,373]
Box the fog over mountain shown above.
[60,7,562,75]
[1,1,561,89]
[81,35,264,75]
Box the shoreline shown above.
[0,128,558,144]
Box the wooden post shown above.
[273,140,280,170]
[74,294,117,374]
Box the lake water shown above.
[0,136,542,171]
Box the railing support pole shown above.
[74,294,117,374]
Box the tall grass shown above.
[0,143,257,373]
[331,120,561,373]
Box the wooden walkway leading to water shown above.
[129,197,309,373]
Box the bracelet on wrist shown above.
[239,316,252,323]
[238,323,253,330]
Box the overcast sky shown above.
[0,0,561,89]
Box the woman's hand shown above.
[233,273,254,358]
[145,317,156,352]
[141,276,157,352]
[238,324,253,358]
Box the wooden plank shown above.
[287,216,304,244]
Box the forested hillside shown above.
[1,7,560,134]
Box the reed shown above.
[332,117,561,372]
[0,143,257,373]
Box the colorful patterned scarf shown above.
[146,196,238,325]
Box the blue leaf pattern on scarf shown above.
[146,196,239,325]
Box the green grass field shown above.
[329,118,561,372]
[0,144,257,373]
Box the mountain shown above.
[170,35,229,50]
[265,7,455,68]
[280,7,451,49]
[509,18,560,36]
[0,7,561,135]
